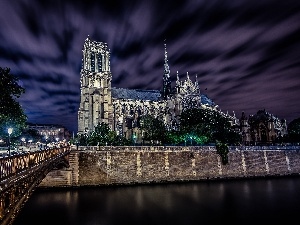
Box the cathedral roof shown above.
[200,94,215,106]
[111,88,161,101]
[112,87,216,106]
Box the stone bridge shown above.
[0,144,71,225]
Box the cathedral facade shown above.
[77,37,219,143]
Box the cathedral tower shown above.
[78,37,113,134]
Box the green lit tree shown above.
[0,67,27,140]
[179,108,241,145]
[179,108,241,164]
[165,130,183,145]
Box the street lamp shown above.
[21,137,26,146]
[28,139,33,147]
[45,135,48,149]
[8,128,13,156]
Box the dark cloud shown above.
[0,0,299,132]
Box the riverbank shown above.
[38,146,300,188]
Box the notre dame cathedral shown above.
[77,37,222,142]
[77,37,287,144]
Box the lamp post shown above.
[75,139,79,150]
[28,139,33,149]
[21,137,26,147]
[45,135,48,149]
[8,128,13,156]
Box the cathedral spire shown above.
[164,40,170,78]
[162,40,172,100]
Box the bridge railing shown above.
[0,144,70,181]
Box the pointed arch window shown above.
[91,52,95,72]
[97,54,102,72]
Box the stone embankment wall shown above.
[39,146,300,188]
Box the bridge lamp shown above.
[8,128,13,156]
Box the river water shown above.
[13,177,300,225]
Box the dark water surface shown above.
[13,177,300,225]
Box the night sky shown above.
[0,0,299,133]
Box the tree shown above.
[287,118,300,143]
[179,108,241,145]
[75,122,131,146]
[0,67,27,139]
[165,130,184,145]
[87,122,112,146]
[216,141,229,165]
[140,115,167,145]
[77,133,89,146]
[19,128,43,143]
[179,108,241,164]
[112,135,132,146]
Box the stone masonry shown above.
[39,146,300,187]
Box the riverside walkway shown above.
[0,144,71,225]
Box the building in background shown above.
[27,123,71,142]
[239,110,287,145]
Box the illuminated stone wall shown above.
[39,146,300,187]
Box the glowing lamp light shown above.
[8,128,13,156]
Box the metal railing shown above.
[0,144,70,181]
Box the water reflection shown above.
[14,177,300,225]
